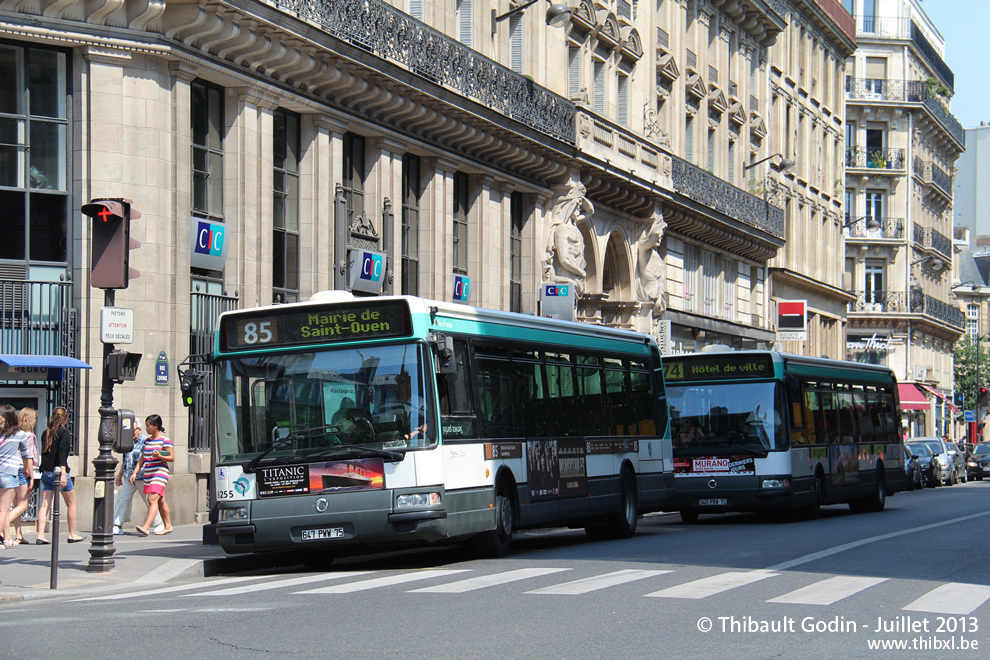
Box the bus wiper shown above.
[725,445,769,458]
[243,446,276,473]
[300,444,404,462]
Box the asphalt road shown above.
[3,481,989,659]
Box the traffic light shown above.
[106,350,141,383]
[978,387,989,409]
[180,374,196,408]
[82,198,141,289]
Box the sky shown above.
[917,0,990,129]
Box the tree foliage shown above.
[953,334,984,411]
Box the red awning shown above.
[917,383,959,414]
[898,383,931,411]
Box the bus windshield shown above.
[215,342,435,463]
[667,381,787,454]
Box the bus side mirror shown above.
[428,331,457,375]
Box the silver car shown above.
[911,437,962,485]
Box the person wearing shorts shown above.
[130,414,173,536]
[0,405,34,548]
[36,407,84,544]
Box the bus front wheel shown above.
[474,484,513,558]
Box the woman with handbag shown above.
[130,414,173,536]
[35,407,85,544]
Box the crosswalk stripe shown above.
[296,569,470,594]
[525,569,672,595]
[767,576,888,605]
[902,583,990,615]
[644,570,777,599]
[182,571,373,597]
[410,568,571,593]
[73,575,271,601]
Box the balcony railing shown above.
[913,157,954,199]
[845,78,964,148]
[844,217,904,239]
[271,0,575,144]
[670,156,784,238]
[845,146,905,170]
[924,227,953,259]
[847,289,966,329]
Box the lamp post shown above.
[744,153,795,228]
[491,0,573,34]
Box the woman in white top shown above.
[0,404,34,549]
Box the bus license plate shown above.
[697,498,727,506]
[302,527,344,541]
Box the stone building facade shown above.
[0,0,854,526]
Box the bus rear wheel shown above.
[606,470,638,539]
[804,474,823,520]
[474,484,513,558]
[866,468,886,512]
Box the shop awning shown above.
[0,355,92,369]
[898,383,931,411]
[0,354,92,382]
[917,383,959,414]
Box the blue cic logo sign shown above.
[195,221,224,257]
[190,218,229,270]
[544,284,569,297]
[360,252,384,283]
[453,275,470,302]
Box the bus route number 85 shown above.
[240,321,274,345]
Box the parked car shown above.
[903,445,923,490]
[911,437,960,485]
[951,442,969,483]
[905,441,940,488]
[967,444,990,481]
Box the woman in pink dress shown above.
[130,414,174,536]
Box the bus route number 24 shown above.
[241,321,274,345]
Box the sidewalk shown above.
[0,525,230,603]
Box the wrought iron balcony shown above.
[845,146,905,170]
[848,289,966,329]
[845,78,964,148]
[670,156,784,238]
[271,0,575,144]
[844,217,904,240]
[853,17,954,92]
[1,279,74,355]
[924,227,953,259]
[912,156,953,198]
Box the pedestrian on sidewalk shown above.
[113,420,164,535]
[35,407,85,544]
[5,407,41,545]
[0,405,34,549]
[130,414,173,536]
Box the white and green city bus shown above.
[211,292,673,557]
[662,347,905,522]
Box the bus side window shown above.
[439,339,477,440]
[836,385,857,442]
[575,354,608,436]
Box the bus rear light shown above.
[397,492,441,508]
[761,479,790,489]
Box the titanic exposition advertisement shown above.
[255,458,385,497]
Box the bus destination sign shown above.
[221,300,412,351]
[663,353,773,382]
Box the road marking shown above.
[903,583,990,615]
[73,575,271,601]
[182,572,372,597]
[296,569,470,594]
[645,570,777,599]
[410,568,571,593]
[525,569,672,595]
[767,576,888,605]
[766,510,990,571]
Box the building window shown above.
[273,109,299,304]
[453,172,469,274]
[192,80,224,221]
[707,128,716,172]
[685,115,694,162]
[865,190,884,223]
[593,55,606,114]
[0,44,69,265]
[407,0,423,20]
[401,154,421,296]
[617,73,629,126]
[509,14,524,74]
[510,191,523,313]
[457,0,473,48]
[968,303,980,340]
[865,262,884,309]
[342,133,365,225]
[568,45,581,99]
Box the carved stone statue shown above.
[544,181,594,294]
[637,212,667,315]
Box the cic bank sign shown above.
[190,219,229,271]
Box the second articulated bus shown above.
[212,293,673,558]
[662,347,905,521]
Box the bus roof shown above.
[666,348,897,383]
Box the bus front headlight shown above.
[397,492,441,508]
[220,506,248,521]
